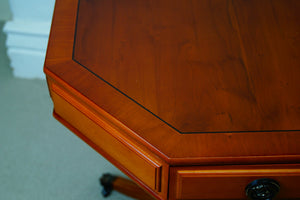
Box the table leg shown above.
[100,173,155,200]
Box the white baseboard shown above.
[3,20,51,79]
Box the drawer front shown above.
[50,83,162,192]
[170,165,300,200]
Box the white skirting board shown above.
[3,20,51,79]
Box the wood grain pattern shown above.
[45,0,300,165]
[73,0,300,133]
[169,164,300,200]
[44,0,300,199]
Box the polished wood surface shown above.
[74,0,300,133]
[44,0,300,199]
[169,164,300,199]
[47,78,168,199]
[51,84,162,191]
[45,0,300,165]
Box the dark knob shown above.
[245,178,280,200]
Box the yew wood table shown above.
[44,0,300,199]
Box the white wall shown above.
[3,0,55,79]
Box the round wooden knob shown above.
[245,178,280,200]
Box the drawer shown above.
[170,164,300,200]
[50,83,162,192]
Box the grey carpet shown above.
[0,22,133,200]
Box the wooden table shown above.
[44,0,300,199]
